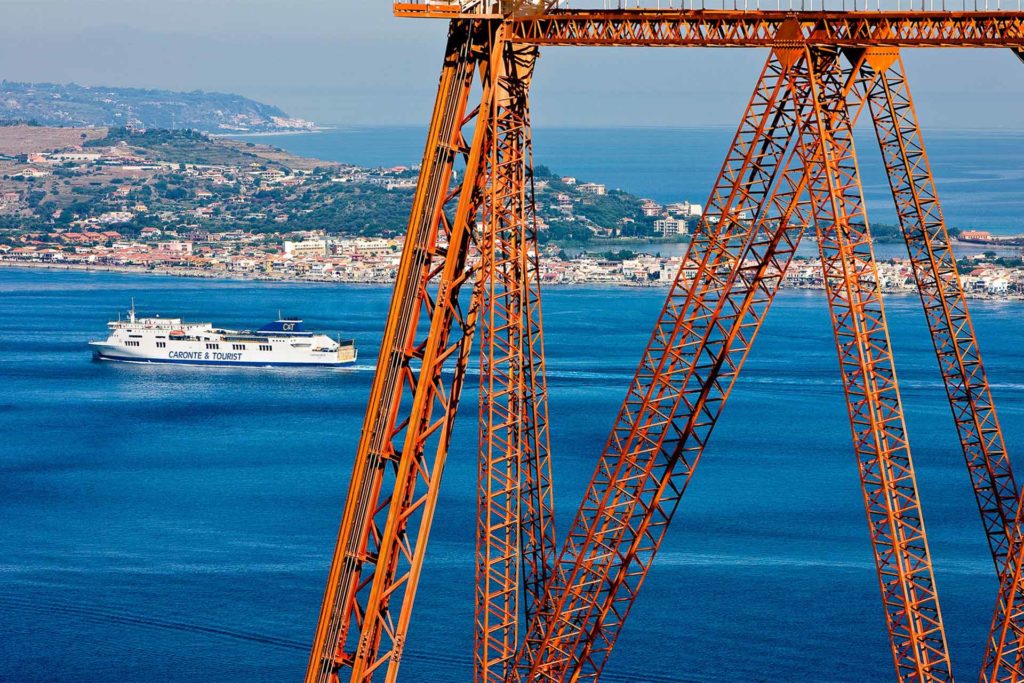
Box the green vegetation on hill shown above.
[541,219,596,244]
[247,177,415,236]
[870,222,962,243]
[2,125,955,248]
[86,127,287,168]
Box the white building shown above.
[158,241,194,254]
[98,211,135,224]
[667,201,703,218]
[284,239,328,258]
[334,238,392,257]
[985,276,1010,295]
[45,151,103,164]
[654,217,689,237]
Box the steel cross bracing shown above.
[504,10,1024,48]
[396,4,1024,48]
[859,49,1018,574]
[306,20,496,683]
[855,49,1024,683]
[800,47,951,680]
[475,35,557,683]
[517,46,843,681]
[306,8,1024,683]
[475,39,530,683]
[509,56,558,674]
[986,514,1024,681]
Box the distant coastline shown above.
[4,259,1021,303]
[0,81,318,135]
[216,128,332,139]
[0,261,383,287]
[0,124,1020,305]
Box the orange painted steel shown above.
[800,46,951,681]
[517,46,862,682]
[305,20,495,683]
[514,44,953,683]
[304,7,1024,683]
[475,34,556,683]
[861,49,1018,573]
[474,35,526,682]
[856,53,1024,683]
[985,511,1024,681]
[513,62,557,674]
[506,10,1024,48]
[986,505,1024,682]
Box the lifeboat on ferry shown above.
[170,329,185,338]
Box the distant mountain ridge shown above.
[0,81,316,134]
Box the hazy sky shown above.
[0,0,1022,130]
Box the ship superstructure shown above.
[90,303,357,367]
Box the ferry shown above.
[89,303,357,368]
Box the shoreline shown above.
[4,260,1021,303]
[216,128,330,139]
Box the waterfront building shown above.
[284,239,328,258]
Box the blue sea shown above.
[2,266,1024,681]
[238,125,1024,234]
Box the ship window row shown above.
[259,344,272,352]
[125,341,141,347]
[128,334,143,338]
[206,343,219,350]
[156,341,166,349]
[232,344,246,351]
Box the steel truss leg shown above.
[859,49,1019,572]
[799,47,953,682]
[474,35,556,683]
[847,46,1023,683]
[517,140,557,672]
[306,20,499,683]
[851,47,1024,683]
[986,517,1024,681]
[517,45,876,682]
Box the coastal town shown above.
[3,228,1024,300]
[0,124,1022,300]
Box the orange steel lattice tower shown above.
[305,4,1024,682]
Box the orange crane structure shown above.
[305,2,1024,681]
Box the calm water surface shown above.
[2,267,1023,681]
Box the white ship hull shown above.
[90,342,356,367]
[89,309,357,368]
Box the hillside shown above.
[81,127,329,170]
[0,81,315,133]
[0,125,685,243]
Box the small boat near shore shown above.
[89,302,357,368]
